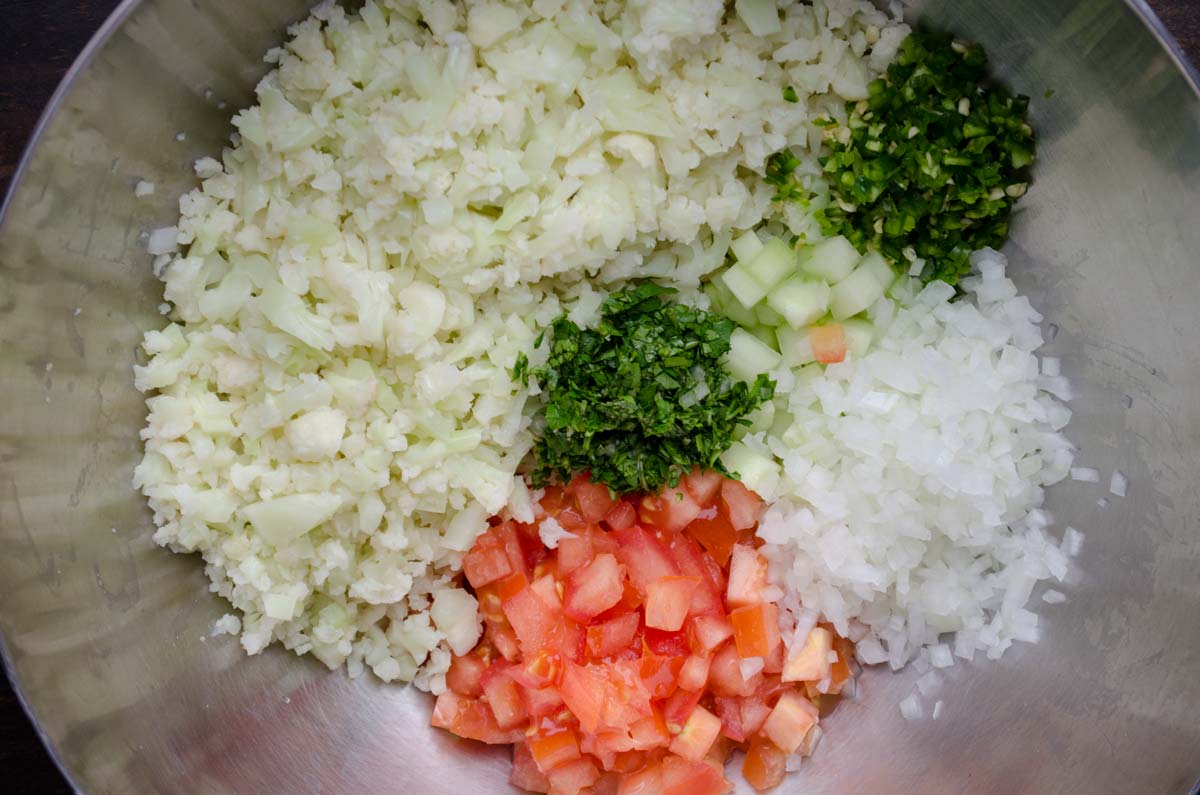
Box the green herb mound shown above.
[524,284,775,494]
[814,30,1036,285]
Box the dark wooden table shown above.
[1,1,1197,793]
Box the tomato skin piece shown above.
[742,736,787,792]
[730,602,781,660]
[587,612,641,659]
[683,469,725,507]
[446,651,488,698]
[512,742,551,793]
[708,641,763,698]
[613,526,681,593]
[430,691,524,745]
[529,728,582,773]
[563,553,626,622]
[602,499,637,531]
[720,479,762,531]
[645,576,702,631]
[570,474,618,523]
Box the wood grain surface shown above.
[0,1,1197,793]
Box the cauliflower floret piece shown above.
[285,407,347,461]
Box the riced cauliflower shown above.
[135,0,906,691]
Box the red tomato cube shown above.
[639,652,685,699]
[668,705,723,761]
[462,530,514,588]
[529,728,582,773]
[545,755,601,795]
[430,691,524,745]
[761,691,819,755]
[720,479,762,531]
[689,615,734,655]
[640,486,703,532]
[563,553,626,622]
[569,474,617,522]
[684,506,738,567]
[613,527,681,593]
[645,576,702,631]
[661,687,704,734]
[586,611,641,659]
[708,641,762,698]
[603,499,638,531]
[809,323,846,364]
[742,736,786,792]
[617,764,662,795]
[511,742,550,793]
[481,665,528,730]
[660,754,730,795]
[683,469,725,507]
[726,545,769,609]
[678,654,712,692]
[782,626,833,683]
[730,602,781,659]
[503,587,562,656]
[446,651,488,698]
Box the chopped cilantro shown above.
[526,284,775,493]
[783,85,799,103]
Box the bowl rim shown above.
[0,1,1197,794]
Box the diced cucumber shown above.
[734,0,782,36]
[705,279,759,328]
[720,440,782,500]
[830,262,888,319]
[743,237,797,291]
[776,326,816,366]
[766,276,831,329]
[797,235,860,283]
[842,318,874,358]
[857,250,896,290]
[730,230,765,263]
[755,302,786,327]
[724,327,782,382]
[720,263,769,309]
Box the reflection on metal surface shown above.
[0,0,1198,793]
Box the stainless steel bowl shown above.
[2,1,1198,793]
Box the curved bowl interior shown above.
[1,1,1198,793]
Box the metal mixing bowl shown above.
[2,1,1198,793]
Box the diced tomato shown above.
[561,661,652,734]
[742,736,786,792]
[689,615,734,655]
[678,654,711,692]
[639,486,703,533]
[708,641,762,698]
[645,576,701,631]
[430,691,524,745]
[668,705,722,761]
[683,506,738,567]
[504,587,562,656]
[706,735,732,768]
[639,652,685,700]
[531,573,564,609]
[559,662,607,733]
[762,634,786,675]
[826,633,856,695]
[446,651,488,698]
[557,535,594,576]
[581,731,632,772]
[730,602,781,660]
[601,659,654,726]
[512,742,551,793]
[628,709,671,749]
[463,529,515,588]
[511,649,562,689]
[613,526,681,592]
[643,627,690,658]
[570,474,618,523]
[487,622,522,663]
[660,754,730,795]
[661,687,704,734]
[481,664,528,730]
[720,479,762,531]
[665,535,726,618]
[563,553,626,622]
[617,764,662,795]
[610,750,650,775]
[762,691,819,755]
[529,728,582,773]
[558,617,587,664]
[781,626,832,683]
[546,755,601,795]
[714,697,745,742]
[602,499,638,531]
[726,545,769,609]
[682,469,725,507]
[739,696,772,738]
[809,323,846,364]
[519,683,566,718]
[587,612,641,659]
